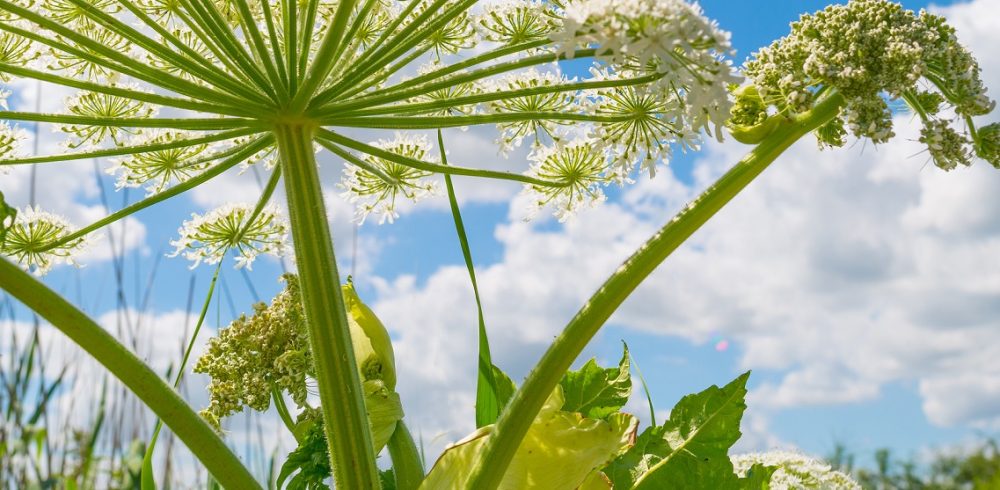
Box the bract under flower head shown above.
[0,206,89,276]
[340,133,438,225]
[169,203,288,269]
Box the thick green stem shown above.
[387,421,424,490]
[274,123,380,489]
[0,258,261,489]
[466,92,847,489]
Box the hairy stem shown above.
[0,258,262,489]
[466,92,847,489]
[274,123,380,489]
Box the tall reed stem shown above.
[467,92,848,489]
[274,123,380,488]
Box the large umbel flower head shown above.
[0,0,739,274]
[731,0,998,171]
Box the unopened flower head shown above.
[732,451,861,490]
[0,207,89,276]
[737,0,996,166]
[108,130,211,194]
[525,138,609,221]
[195,274,313,427]
[340,133,438,225]
[170,203,288,269]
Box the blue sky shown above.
[4,0,1000,475]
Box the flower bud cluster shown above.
[169,203,289,269]
[195,274,314,428]
[737,0,996,171]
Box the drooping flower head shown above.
[734,0,996,171]
[0,207,89,276]
[170,203,288,269]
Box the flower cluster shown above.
[732,451,861,490]
[0,121,25,164]
[194,274,314,428]
[340,133,439,225]
[169,203,288,269]
[0,0,741,273]
[196,274,402,451]
[735,0,996,171]
[107,130,210,194]
[62,90,157,148]
[0,207,89,276]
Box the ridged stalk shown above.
[466,93,848,489]
[274,123,380,489]
[0,258,262,490]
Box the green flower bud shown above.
[344,280,397,391]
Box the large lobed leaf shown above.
[605,372,751,489]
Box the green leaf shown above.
[739,463,776,489]
[380,469,398,490]
[420,385,638,490]
[491,364,516,412]
[605,372,750,490]
[560,344,631,420]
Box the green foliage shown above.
[560,344,632,420]
[837,440,1000,489]
[420,385,638,490]
[278,412,332,490]
[604,372,750,489]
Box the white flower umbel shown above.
[0,207,89,276]
[476,0,558,47]
[62,88,157,148]
[485,67,576,153]
[552,0,740,135]
[108,130,212,194]
[525,138,609,221]
[732,451,861,490]
[0,122,26,165]
[170,203,289,269]
[340,133,438,225]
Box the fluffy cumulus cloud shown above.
[367,0,1000,451]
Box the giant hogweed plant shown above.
[0,0,996,487]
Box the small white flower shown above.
[1,206,90,276]
[61,87,157,148]
[475,0,558,47]
[485,67,577,152]
[339,133,438,225]
[523,138,609,221]
[920,118,972,171]
[170,203,289,269]
[107,130,212,195]
[731,451,861,490]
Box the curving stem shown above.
[273,123,381,489]
[466,92,848,489]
